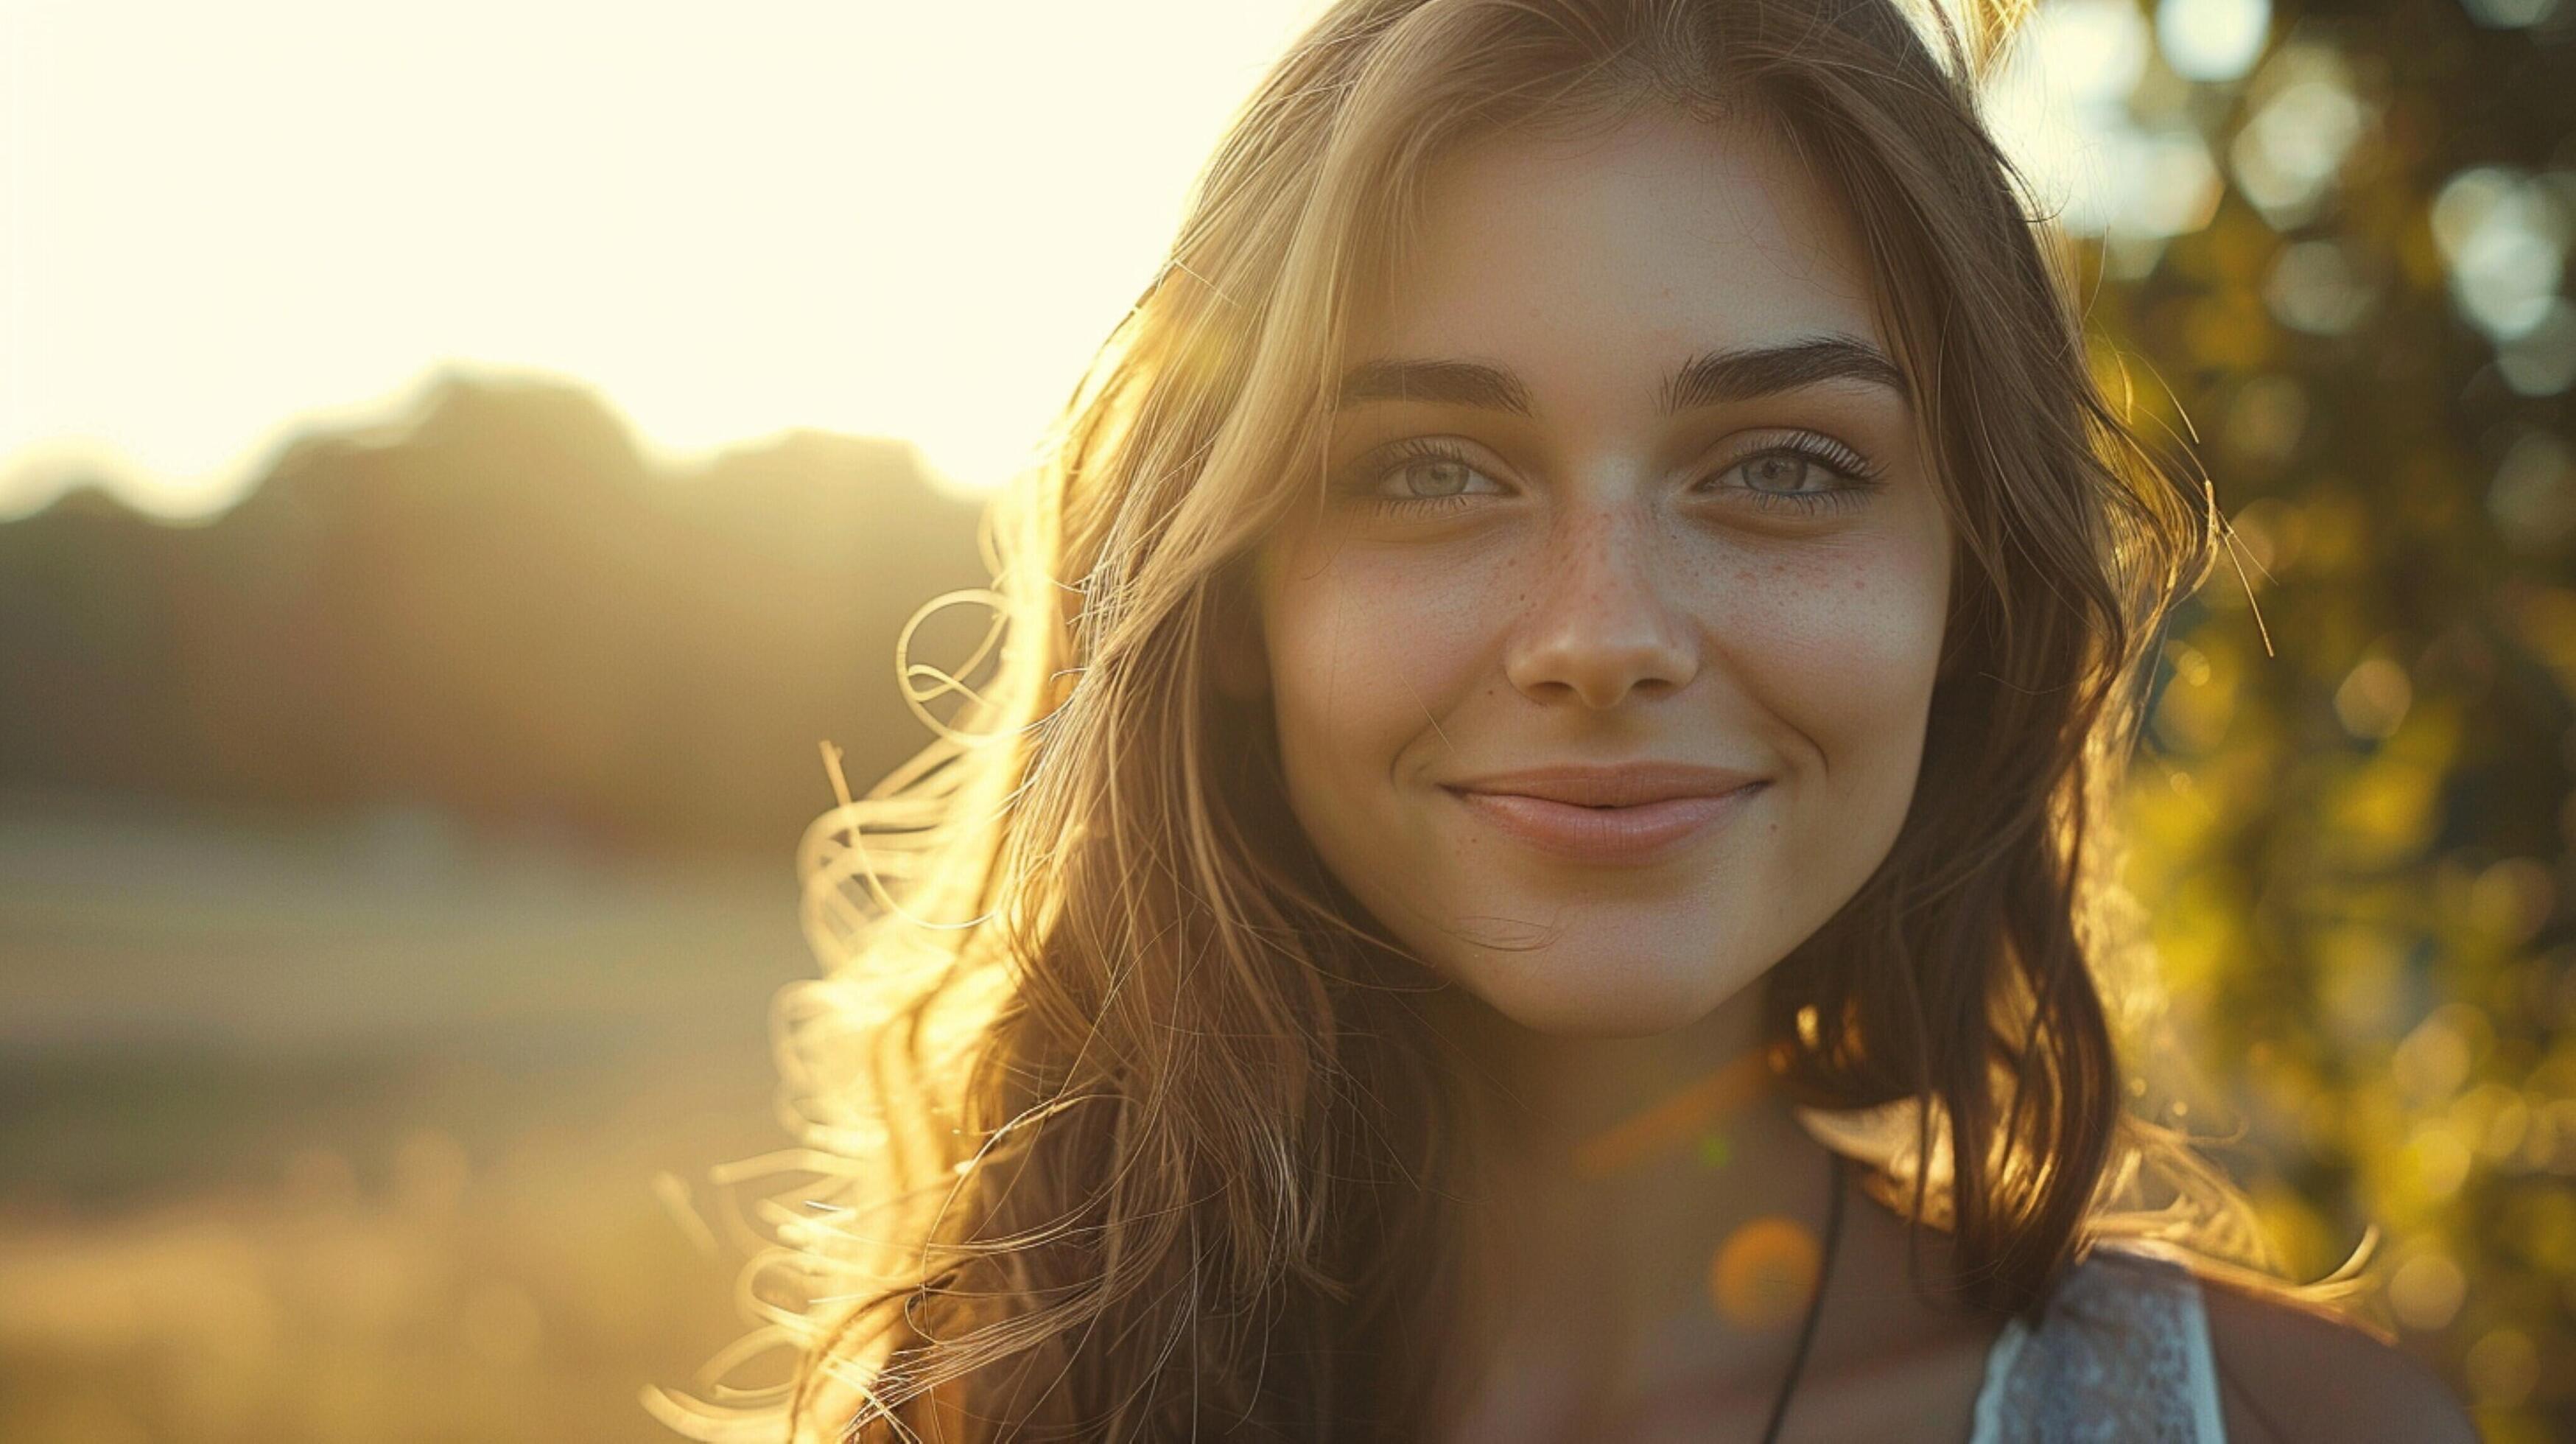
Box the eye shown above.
[1335,436,1510,515]
[1330,431,1887,519]
[1705,432,1886,516]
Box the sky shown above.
[0,0,2295,520]
[0,0,1330,516]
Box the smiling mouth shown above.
[1440,782,1766,864]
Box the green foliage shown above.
[2094,2,2575,1434]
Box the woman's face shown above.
[1247,108,1955,1038]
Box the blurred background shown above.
[1,0,2570,1439]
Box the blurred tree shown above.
[2078,0,2575,1437]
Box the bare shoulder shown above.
[2194,1270,2478,1444]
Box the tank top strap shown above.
[1965,1238,2228,1443]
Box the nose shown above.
[1502,506,1699,709]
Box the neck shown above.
[1424,981,1853,1432]
[1429,977,1793,1174]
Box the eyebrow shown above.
[1332,334,1908,416]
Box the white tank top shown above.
[1966,1239,2229,1442]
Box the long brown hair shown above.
[653,1,2368,1438]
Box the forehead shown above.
[1348,108,1886,378]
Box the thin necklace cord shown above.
[1758,1147,1847,1444]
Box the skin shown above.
[1233,106,1975,1434]
[1254,110,1952,1046]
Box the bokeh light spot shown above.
[2390,1248,2468,1331]
[2464,1327,2539,1407]
[2156,0,2271,83]
[1708,1216,1822,1333]
[2334,656,2413,740]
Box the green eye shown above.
[1389,455,1481,498]
[1706,435,1887,516]
[1336,437,1507,514]
[1741,452,1824,494]
[1330,432,1887,519]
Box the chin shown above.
[1451,951,1741,1040]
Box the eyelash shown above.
[1336,432,1887,519]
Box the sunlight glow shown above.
[0,1,1329,517]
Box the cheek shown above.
[1254,536,1509,922]
[1735,531,1951,796]
[1257,537,1497,778]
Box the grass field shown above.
[0,793,814,1443]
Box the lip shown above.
[1439,763,1769,865]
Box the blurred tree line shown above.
[0,373,987,856]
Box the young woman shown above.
[659,1,2480,1438]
